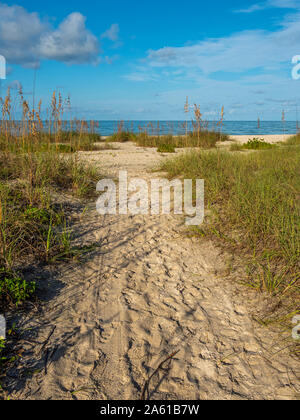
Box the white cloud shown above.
[101,23,120,42]
[101,24,123,49]
[102,55,120,65]
[124,68,160,82]
[236,4,267,13]
[236,0,299,13]
[121,9,300,120]
[0,3,47,67]
[40,13,100,64]
[0,3,100,67]
[144,12,300,76]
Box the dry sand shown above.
[5,141,299,400]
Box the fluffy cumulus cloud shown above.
[0,3,100,67]
[39,12,100,64]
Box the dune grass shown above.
[137,131,229,149]
[230,138,277,151]
[107,131,137,143]
[108,131,229,149]
[161,144,300,337]
[0,150,99,394]
[157,143,176,153]
[284,133,300,146]
[0,90,101,309]
[0,131,103,154]
[0,91,105,393]
[0,152,98,307]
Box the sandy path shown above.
[6,142,299,400]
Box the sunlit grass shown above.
[0,89,101,308]
[161,145,300,325]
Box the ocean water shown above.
[10,120,297,137]
[93,121,299,136]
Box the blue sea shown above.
[92,121,299,136]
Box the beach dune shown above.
[230,134,291,144]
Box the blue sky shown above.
[0,0,300,120]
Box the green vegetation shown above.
[108,131,229,149]
[284,133,300,146]
[0,338,7,393]
[161,144,300,333]
[0,130,103,154]
[0,269,35,307]
[230,138,276,151]
[157,143,176,153]
[0,90,100,309]
[0,325,24,399]
[107,104,229,149]
[138,131,229,149]
[108,131,137,143]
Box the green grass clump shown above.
[54,131,102,144]
[50,144,76,153]
[285,133,300,146]
[231,138,276,151]
[107,130,229,149]
[134,131,229,149]
[0,184,64,268]
[161,146,300,322]
[108,131,136,143]
[0,151,99,307]
[0,269,35,307]
[157,143,176,153]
